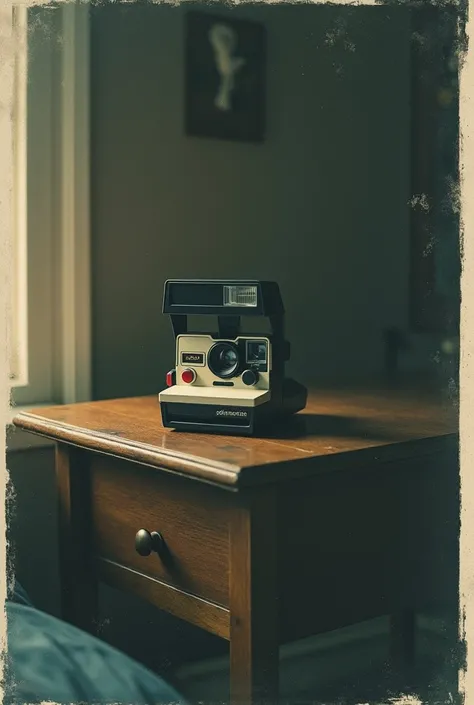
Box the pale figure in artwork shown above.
[208,23,245,112]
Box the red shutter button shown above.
[166,369,176,387]
[181,369,196,384]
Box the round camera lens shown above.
[208,342,240,379]
[221,348,237,366]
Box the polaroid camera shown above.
[158,279,307,436]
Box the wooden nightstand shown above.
[13,386,458,704]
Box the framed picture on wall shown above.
[185,11,266,143]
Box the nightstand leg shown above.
[56,443,98,634]
[229,489,279,705]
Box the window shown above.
[9,6,28,393]
[8,2,92,411]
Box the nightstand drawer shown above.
[90,456,231,607]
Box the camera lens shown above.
[208,342,240,379]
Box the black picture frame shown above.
[185,11,266,143]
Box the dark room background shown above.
[8,0,459,694]
[90,2,414,400]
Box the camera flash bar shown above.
[162,279,284,318]
[223,285,257,308]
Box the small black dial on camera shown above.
[242,369,259,386]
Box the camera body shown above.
[159,279,307,436]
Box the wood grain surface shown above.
[13,386,458,488]
[90,455,232,606]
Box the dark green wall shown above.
[90,3,412,400]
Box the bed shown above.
[4,581,187,705]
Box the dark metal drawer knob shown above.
[135,529,164,557]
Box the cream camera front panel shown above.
[159,385,271,407]
[176,334,271,390]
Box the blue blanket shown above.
[5,582,186,705]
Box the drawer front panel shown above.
[90,456,230,607]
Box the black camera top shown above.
[162,279,286,341]
[163,279,284,317]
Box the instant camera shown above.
[158,279,307,436]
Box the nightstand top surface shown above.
[13,385,458,488]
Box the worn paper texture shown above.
[0,0,470,703]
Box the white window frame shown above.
[8,1,91,447]
[10,5,28,393]
[10,2,92,405]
